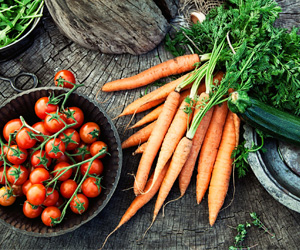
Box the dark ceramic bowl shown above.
[0,87,122,236]
[0,7,43,62]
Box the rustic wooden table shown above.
[0,1,300,249]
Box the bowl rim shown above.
[0,86,123,237]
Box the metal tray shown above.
[244,124,300,213]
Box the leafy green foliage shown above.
[0,0,44,48]
[166,0,300,116]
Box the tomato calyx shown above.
[2,187,14,199]
[72,195,87,214]
[47,92,61,106]
[36,154,50,169]
[8,146,25,160]
[88,129,100,139]
[62,108,76,122]
[70,145,90,161]
[47,110,64,123]
[55,76,75,88]
[8,165,24,184]
[49,141,64,156]
[59,131,78,149]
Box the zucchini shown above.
[228,91,300,146]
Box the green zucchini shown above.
[228,91,300,146]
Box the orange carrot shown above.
[102,54,200,92]
[151,137,193,224]
[208,111,236,226]
[129,89,191,129]
[118,73,193,117]
[133,91,181,195]
[121,121,156,149]
[232,113,240,147]
[100,161,170,250]
[132,142,147,155]
[196,102,228,204]
[148,97,194,194]
[178,93,214,196]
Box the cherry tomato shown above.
[43,187,59,207]
[44,112,67,133]
[23,200,43,218]
[70,194,89,214]
[64,107,84,129]
[32,121,52,142]
[7,165,29,185]
[29,168,50,184]
[53,162,72,181]
[90,141,107,159]
[35,97,59,120]
[41,206,61,226]
[45,138,65,159]
[12,184,24,197]
[82,177,102,198]
[54,70,76,89]
[31,150,52,169]
[15,127,37,149]
[73,142,91,162]
[0,166,7,185]
[26,184,46,206]
[60,179,78,199]
[22,180,33,196]
[58,128,80,151]
[79,122,100,144]
[54,196,64,208]
[80,159,103,176]
[0,187,16,206]
[3,118,22,142]
[55,153,71,164]
[7,145,28,165]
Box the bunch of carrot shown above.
[99,45,240,248]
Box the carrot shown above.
[150,137,193,226]
[100,161,170,250]
[121,121,156,149]
[196,101,228,204]
[148,96,194,194]
[129,89,191,129]
[208,111,236,226]
[102,54,202,92]
[232,113,240,147]
[118,73,192,117]
[133,91,181,195]
[178,93,214,196]
[132,142,147,155]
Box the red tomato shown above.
[15,127,37,149]
[7,165,29,185]
[79,122,100,144]
[55,153,71,164]
[54,196,64,208]
[82,177,102,198]
[23,200,43,218]
[22,180,33,196]
[70,194,89,214]
[35,97,59,120]
[64,107,84,129]
[54,70,76,89]
[58,128,80,151]
[3,118,22,142]
[41,206,61,227]
[80,159,103,176]
[31,150,52,169]
[43,187,59,207]
[0,187,16,206]
[32,121,52,142]
[7,145,28,165]
[44,112,67,133]
[73,142,91,162]
[12,184,24,197]
[60,179,78,199]
[90,141,107,159]
[45,138,65,159]
[29,168,50,184]
[53,162,72,181]
[26,184,46,206]
[0,166,7,185]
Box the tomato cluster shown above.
[0,71,108,227]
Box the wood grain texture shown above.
[45,0,175,55]
[0,1,300,249]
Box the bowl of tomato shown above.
[0,86,122,236]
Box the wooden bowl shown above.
[0,87,122,236]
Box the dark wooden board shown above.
[0,1,300,249]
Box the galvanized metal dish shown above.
[243,124,300,213]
